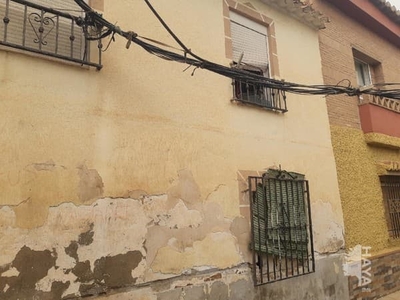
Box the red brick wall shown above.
[348,249,400,300]
[312,0,400,128]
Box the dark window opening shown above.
[232,66,287,112]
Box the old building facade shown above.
[312,0,400,298]
[0,0,347,299]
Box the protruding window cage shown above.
[0,0,102,69]
[248,169,315,285]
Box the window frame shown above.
[223,1,286,112]
[354,58,372,87]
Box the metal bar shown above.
[246,82,250,102]
[387,182,396,237]
[256,178,263,283]
[55,15,59,54]
[257,270,314,285]
[268,178,276,281]
[261,177,267,284]
[283,91,288,111]
[274,178,282,280]
[392,181,399,238]
[393,181,400,238]
[38,9,44,51]
[249,177,258,285]
[392,181,397,237]
[98,38,102,67]
[286,180,294,277]
[22,4,27,46]
[70,19,74,58]
[388,181,396,237]
[4,0,10,42]
[269,87,274,108]
[0,40,102,69]
[263,177,270,283]
[291,179,299,276]
[279,179,288,279]
[305,180,315,273]
[302,181,311,273]
[381,179,393,236]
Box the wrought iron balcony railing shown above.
[0,0,102,69]
[233,78,287,112]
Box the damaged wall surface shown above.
[0,0,347,299]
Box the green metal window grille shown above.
[249,169,315,285]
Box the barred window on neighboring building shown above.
[380,176,400,239]
[229,11,286,112]
[248,169,315,285]
[0,0,102,68]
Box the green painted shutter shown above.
[251,170,309,259]
[253,183,267,252]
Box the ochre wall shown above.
[0,0,345,299]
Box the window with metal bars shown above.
[0,0,102,69]
[229,11,287,112]
[248,169,315,285]
[380,176,400,239]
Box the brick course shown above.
[312,0,400,128]
[348,249,400,300]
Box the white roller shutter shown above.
[0,0,86,60]
[230,11,269,72]
[32,0,84,13]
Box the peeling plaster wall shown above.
[0,0,346,299]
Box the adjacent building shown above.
[312,0,400,298]
[0,0,347,299]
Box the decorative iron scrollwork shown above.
[0,0,102,69]
[28,12,55,45]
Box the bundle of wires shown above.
[73,0,400,100]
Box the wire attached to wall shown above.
[73,0,400,100]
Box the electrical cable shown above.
[72,0,400,100]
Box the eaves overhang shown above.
[325,0,400,48]
[260,0,328,30]
[370,0,400,24]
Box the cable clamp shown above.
[184,49,191,62]
[114,26,122,35]
[126,31,138,49]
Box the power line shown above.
[73,0,400,100]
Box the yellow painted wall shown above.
[330,125,395,252]
[0,0,346,298]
